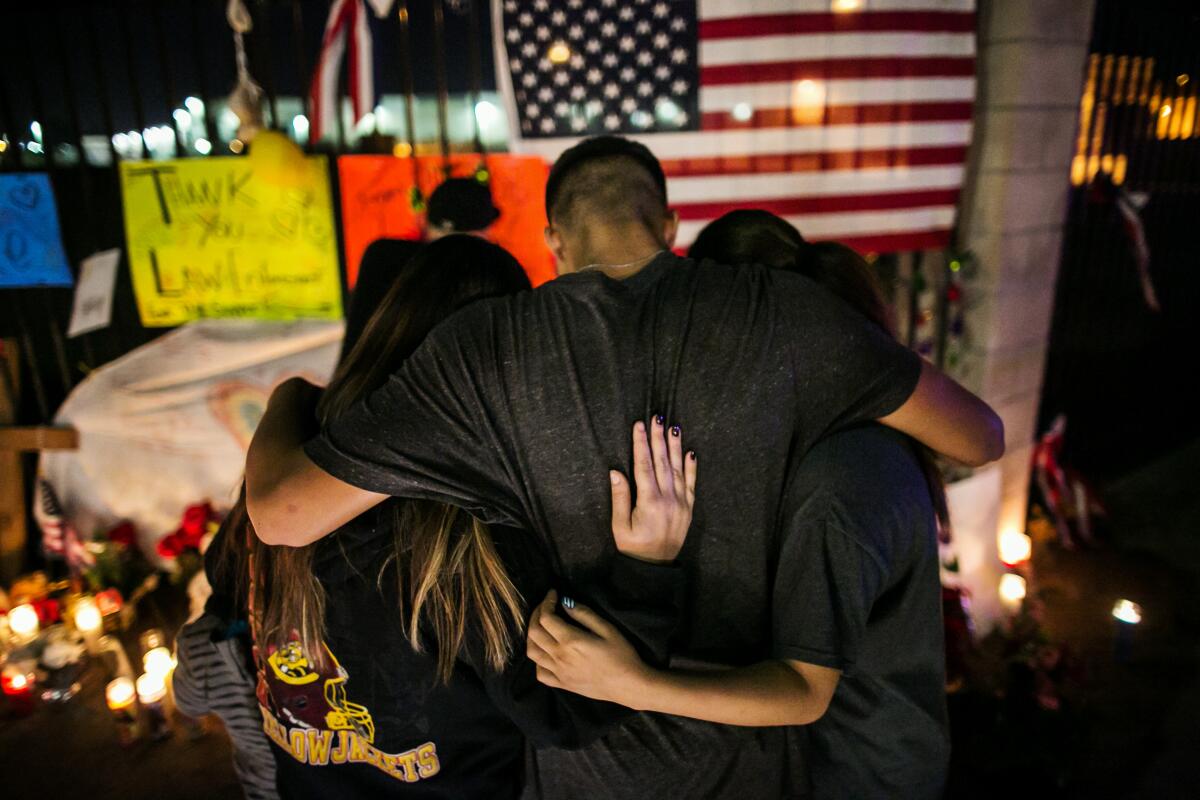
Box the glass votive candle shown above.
[138,629,166,656]
[2,663,37,716]
[105,676,140,746]
[8,604,40,644]
[72,596,104,656]
[142,646,174,678]
[137,671,172,740]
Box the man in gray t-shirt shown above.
[777,426,950,798]
[246,137,1002,798]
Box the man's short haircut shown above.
[545,136,668,231]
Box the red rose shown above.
[107,522,136,548]
[32,597,61,626]
[180,503,213,540]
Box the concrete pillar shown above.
[957,0,1096,543]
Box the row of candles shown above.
[103,635,175,744]
[995,527,1143,659]
[2,595,177,743]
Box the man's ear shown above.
[545,225,570,272]
[662,210,680,251]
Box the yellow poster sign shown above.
[120,156,342,326]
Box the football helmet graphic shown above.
[262,639,376,743]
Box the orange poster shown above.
[337,154,555,288]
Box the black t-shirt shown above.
[306,253,922,798]
[775,427,949,800]
[265,501,683,800]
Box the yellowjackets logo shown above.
[259,638,440,783]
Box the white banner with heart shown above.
[39,320,343,563]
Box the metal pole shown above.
[151,2,189,156]
[116,7,149,140]
[190,0,217,145]
[253,0,281,128]
[0,47,15,169]
[395,0,422,194]
[12,17,56,169]
[83,4,120,165]
[431,0,452,175]
[465,0,486,161]
[291,0,313,149]
[51,10,101,371]
[13,303,50,422]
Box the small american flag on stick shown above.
[493,0,976,254]
[34,476,95,573]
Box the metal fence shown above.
[1,0,964,428]
[0,0,499,424]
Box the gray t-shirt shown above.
[776,426,949,800]
[307,253,921,798]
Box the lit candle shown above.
[998,573,1027,614]
[137,671,172,740]
[2,663,36,716]
[139,628,166,656]
[998,528,1033,567]
[143,646,174,678]
[1112,598,1142,663]
[8,603,40,643]
[73,596,104,656]
[105,676,140,746]
[142,645,177,717]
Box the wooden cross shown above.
[0,338,79,583]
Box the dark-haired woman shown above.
[200,235,695,799]
[525,216,950,799]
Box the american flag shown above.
[492,0,976,254]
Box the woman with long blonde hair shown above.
[207,235,696,799]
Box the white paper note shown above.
[67,248,121,338]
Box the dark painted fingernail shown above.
[670,425,681,437]
[561,596,576,610]
[654,414,664,425]
[688,451,697,461]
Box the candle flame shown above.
[1112,599,1143,624]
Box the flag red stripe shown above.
[310,0,355,143]
[660,145,969,178]
[347,0,361,119]
[701,57,975,85]
[674,188,960,220]
[828,229,952,254]
[675,229,950,256]
[701,101,974,130]
[699,11,976,40]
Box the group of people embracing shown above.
[176,135,1004,800]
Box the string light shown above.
[547,41,571,65]
[790,79,826,125]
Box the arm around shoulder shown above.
[879,360,1005,468]
[244,378,385,546]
